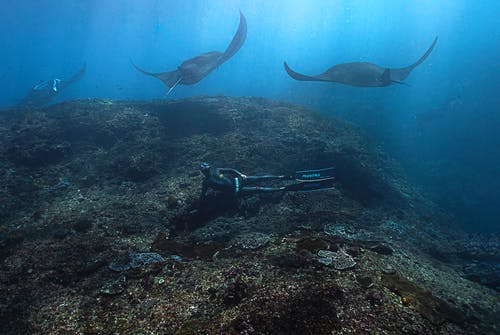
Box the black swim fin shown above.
[285,178,335,192]
[294,167,335,181]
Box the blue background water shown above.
[0,0,499,232]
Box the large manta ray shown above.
[284,37,437,87]
[19,63,86,107]
[133,12,247,94]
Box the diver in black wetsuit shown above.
[172,163,335,232]
[199,162,335,197]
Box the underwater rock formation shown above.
[0,96,498,334]
[108,252,166,272]
[317,249,357,269]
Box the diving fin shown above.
[285,178,335,192]
[294,167,335,181]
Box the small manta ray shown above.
[284,37,437,87]
[133,11,247,94]
[19,63,86,107]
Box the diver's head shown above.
[200,162,210,175]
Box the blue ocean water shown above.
[0,0,498,232]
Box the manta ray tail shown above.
[390,36,438,82]
[167,77,182,95]
[132,61,182,91]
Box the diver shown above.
[172,163,335,232]
[199,162,335,197]
[18,63,86,107]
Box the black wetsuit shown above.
[176,164,334,232]
[201,166,288,196]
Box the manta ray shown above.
[284,37,437,87]
[19,63,86,107]
[133,12,247,94]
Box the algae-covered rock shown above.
[382,273,466,325]
[317,249,356,270]
[230,232,272,250]
[100,275,126,295]
[0,97,497,335]
[108,252,166,272]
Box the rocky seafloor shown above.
[0,96,498,334]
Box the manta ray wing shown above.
[389,36,438,82]
[283,62,330,82]
[217,11,247,66]
[59,63,87,90]
[131,62,182,89]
